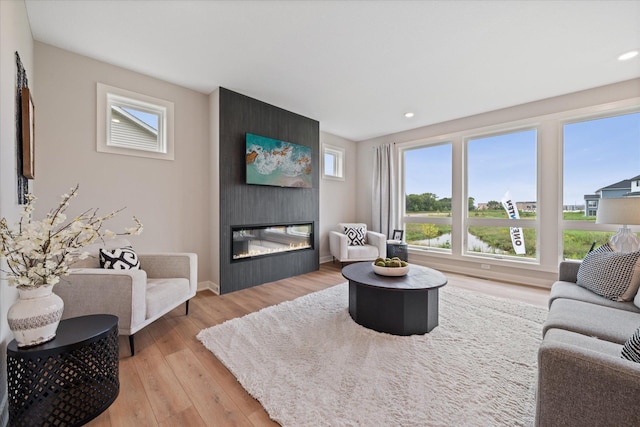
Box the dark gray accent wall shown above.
[218,88,320,294]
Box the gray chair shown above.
[54,238,197,355]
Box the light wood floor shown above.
[87,262,550,427]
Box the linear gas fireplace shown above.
[232,223,313,261]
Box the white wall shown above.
[32,42,212,286]
[319,132,357,262]
[356,79,640,287]
[0,1,34,423]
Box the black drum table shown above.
[342,262,448,335]
[7,314,119,427]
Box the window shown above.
[97,83,174,160]
[562,111,640,259]
[402,143,452,251]
[322,144,345,180]
[466,129,538,259]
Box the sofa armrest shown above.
[558,260,581,283]
[536,330,640,426]
[366,231,387,259]
[329,231,349,260]
[139,253,197,294]
[55,268,148,332]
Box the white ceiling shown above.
[24,0,640,141]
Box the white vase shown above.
[7,284,64,347]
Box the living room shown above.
[2,1,640,426]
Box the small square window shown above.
[97,83,174,160]
[322,144,345,181]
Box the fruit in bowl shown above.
[374,257,408,268]
[372,257,410,276]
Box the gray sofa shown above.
[535,261,640,426]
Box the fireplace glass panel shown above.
[232,223,313,261]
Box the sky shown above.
[122,107,158,130]
[404,112,640,205]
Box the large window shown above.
[466,129,538,259]
[398,99,639,278]
[403,143,452,251]
[562,111,640,259]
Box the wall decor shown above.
[21,88,35,179]
[246,133,312,188]
[15,52,29,203]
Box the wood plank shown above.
[132,339,193,423]
[165,348,254,427]
[92,357,158,427]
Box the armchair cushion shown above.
[99,246,140,270]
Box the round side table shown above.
[7,314,119,427]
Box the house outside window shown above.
[563,111,640,259]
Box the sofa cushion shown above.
[622,327,640,363]
[549,281,640,313]
[100,246,140,270]
[576,243,640,301]
[344,225,366,246]
[544,298,640,344]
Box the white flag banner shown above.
[501,191,526,255]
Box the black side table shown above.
[7,314,119,427]
[386,241,408,261]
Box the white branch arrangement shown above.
[0,184,143,288]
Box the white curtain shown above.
[372,143,398,238]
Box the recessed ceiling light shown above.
[618,50,639,61]
[404,112,414,118]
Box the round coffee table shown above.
[342,262,447,335]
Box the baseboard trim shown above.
[197,280,219,295]
[319,255,333,264]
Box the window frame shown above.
[399,140,453,254]
[321,143,345,181]
[463,126,540,262]
[97,83,175,160]
[560,105,640,259]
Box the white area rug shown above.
[197,283,546,427]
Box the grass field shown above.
[405,209,610,259]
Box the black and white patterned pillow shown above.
[99,246,140,270]
[622,326,640,363]
[344,226,366,246]
[577,243,640,301]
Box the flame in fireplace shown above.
[233,242,312,260]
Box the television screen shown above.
[246,133,312,188]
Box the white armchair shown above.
[329,223,387,264]
[53,238,197,356]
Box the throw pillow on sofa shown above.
[576,243,640,301]
[344,225,366,246]
[621,326,640,363]
[99,246,140,270]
